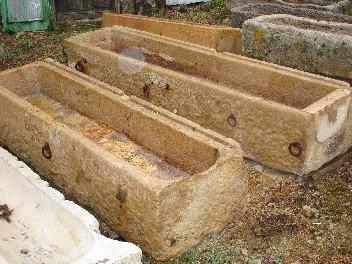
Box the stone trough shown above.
[242,14,352,81]
[102,13,242,54]
[231,2,352,27]
[0,59,247,261]
[0,147,142,264]
[64,26,352,175]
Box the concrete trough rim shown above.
[0,147,142,264]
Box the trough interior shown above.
[0,157,93,264]
[80,28,339,109]
[267,16,352,35]
[0,64,219,179]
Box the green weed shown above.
[17,39,36,50]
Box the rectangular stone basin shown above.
[231,2,352,27]
[0,147,142,264]
[64,26,352,175]
[102,13,242,54]
[0,60,246,261]
[242,14,352,81]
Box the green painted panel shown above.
[1,0,52,32]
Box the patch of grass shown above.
[189,10,211,23]
[1,47,21,60]
[17,39,36,50]
[47,34,64,43]
[171,250,201,264]
[0,44,5,58]
[203,245,241,264]
[142,244,243,264]
[210,0,225,9]
[79,27,96,34]
[271,252,286,264]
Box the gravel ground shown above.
[0,23,100,71]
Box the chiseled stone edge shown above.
[0,147,142,264]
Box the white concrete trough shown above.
[0,147,142,264]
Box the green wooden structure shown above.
[1,0,52,32]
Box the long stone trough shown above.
[242,14,352,82]
[0,59,247,261]
[64,26,352,175]
[102,13,242,54]
[231,2,352,27]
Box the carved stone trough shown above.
[102,13,242,54]
[0,59,247,261]
[0,147,142,264]
[242,14,352,81]
[64,26,352,175]
[231,2,352,27]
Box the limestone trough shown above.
[64,26,352,175]
[0,59,247,261]
[102,13,242,54]
[242,14,352,81]
[231,2,352,27]
[0,147,142,264]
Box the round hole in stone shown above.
[227,114,237,127]
[288,141,303,157]
[143,84,150,99]
[42,143,52,159]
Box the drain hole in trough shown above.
[42,142,52,159]
[288,141,303,157]
[227,114,237,127]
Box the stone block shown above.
[64,26,352,175]
[0,59,247,261]
[102,13,242,54]
[231,2,352,27]
[242,14,352,81]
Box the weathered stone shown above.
[102,13,242,54]
[242,14,352,81]
[231,2,352,27]
[226,0,341,10]
[0,59,247,261]
[0,147,142,264]
[64,26,352,175]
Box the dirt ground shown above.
[0,23,100,71]
[0,3,351,264]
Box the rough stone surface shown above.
[0,59,247,261]
[226,0,342,10]
[242,14,352,81]
[0,147,142,264]
[231,2,352,27]
[64,26,352,175]
[102,13,242,54]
